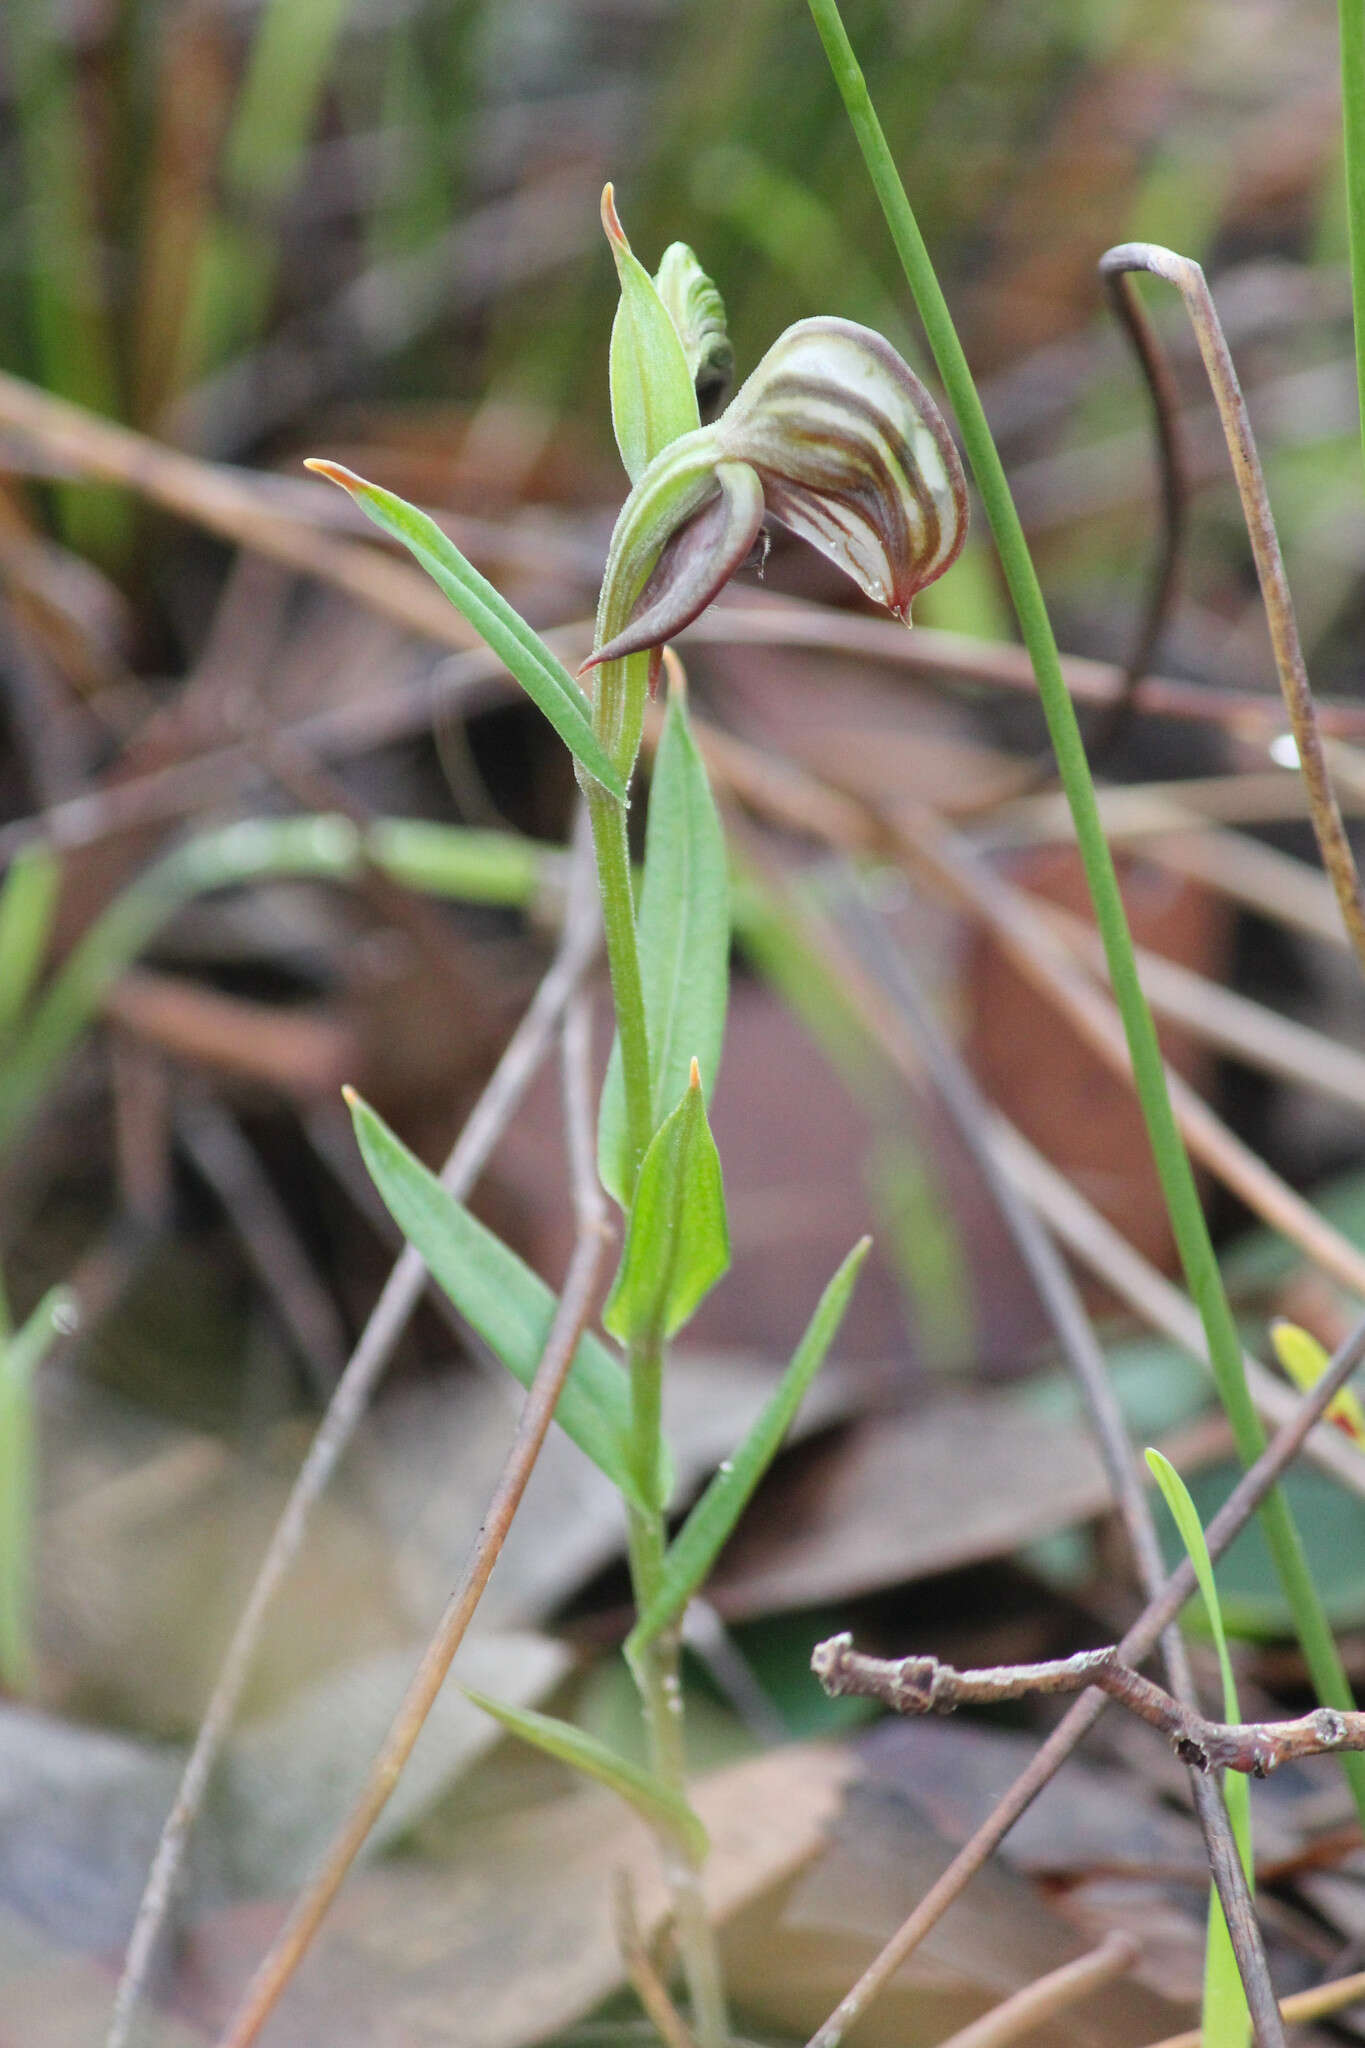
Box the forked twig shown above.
[1100,242,1365,976]
[105,816,602,2048]
[801,1304,1365,2048]
[215,987,610,2048]
[934,1931,1140,2048]
[814,1637,1365,1780]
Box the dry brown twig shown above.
[213,983,610,2047]
[104,815,602,2048]
[814,1636,1365,1781]
[1101,243,1365,975]
[934,1932,1142,2048]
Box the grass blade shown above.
[807,0,1365,1832]
[0,1286,75,1694]
[0,842,60,1040]
[1148,1448,1252,2048]
[305,462,625,799]
[627,1236,870,1663]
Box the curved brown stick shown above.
[1100,242,1365,977]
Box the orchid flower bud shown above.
[585,315,967,675]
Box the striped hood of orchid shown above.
[581,314,968,682]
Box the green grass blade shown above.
[0,1286,75,1694]
[0,842,60,1040]
[363,820,553,908]
[807,0,1365,1830]
[599,681,729,1202]
[627,1236,869,1664]
[461,1687,707,1862]
[305,463,625,799]
[1147,1449,1252,2048]
[346,1090,651,1509]
[604,1065,729,1345]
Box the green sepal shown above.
[602,185,701,484]
[603,1064,728,1344]
[462,1686,707,1862]
[627,1238,869,1664]
[304,461,626,800]
[347,1090,663,1511]
[598,681,729,1206]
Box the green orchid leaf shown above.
[305,461,625,800]
[462,1687,707,1862]
[1147,1447,1252,2048]
[598,681,729,1205]
[602,185,700,484]
[0,842,60,1040]
[603,1063,728,1344]
[1271,1319,1365,1446]
[347,1090,656,1509]
[627,1237,870,1662]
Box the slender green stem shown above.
[625,1493,730,2048]
[1341,0,1365,480]
[807,0,1365,1824]
[584,783,654,1196]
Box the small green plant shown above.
[307,186,968,2042]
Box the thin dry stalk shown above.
[1101,244,1365,976]
[104,817,602,2048]
[612,1873,697,2048]
[934,1932,1142,2048]
[215,990,610,2048]
[801,1304,1365,2048]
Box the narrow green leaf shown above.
[602,185,701,484]
[604,1064,729,1344]
[628,1238,870,1662]
[462,1686,707,1863]
[305,462,626,801]
[0,1286,75,1694]
[598,682,729,1204]
[1147,1447,1252,2048]
[0,843,60,1039]
[347,1091,655,1509]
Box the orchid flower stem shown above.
[807,0,1365,1831]
[584,781,653,1197]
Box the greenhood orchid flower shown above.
[582,288,968,783]
[588,314,966,669]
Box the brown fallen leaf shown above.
[176,1744,854,2047]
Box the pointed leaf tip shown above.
[601,182,627,252]
[688,1056,702,1089]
